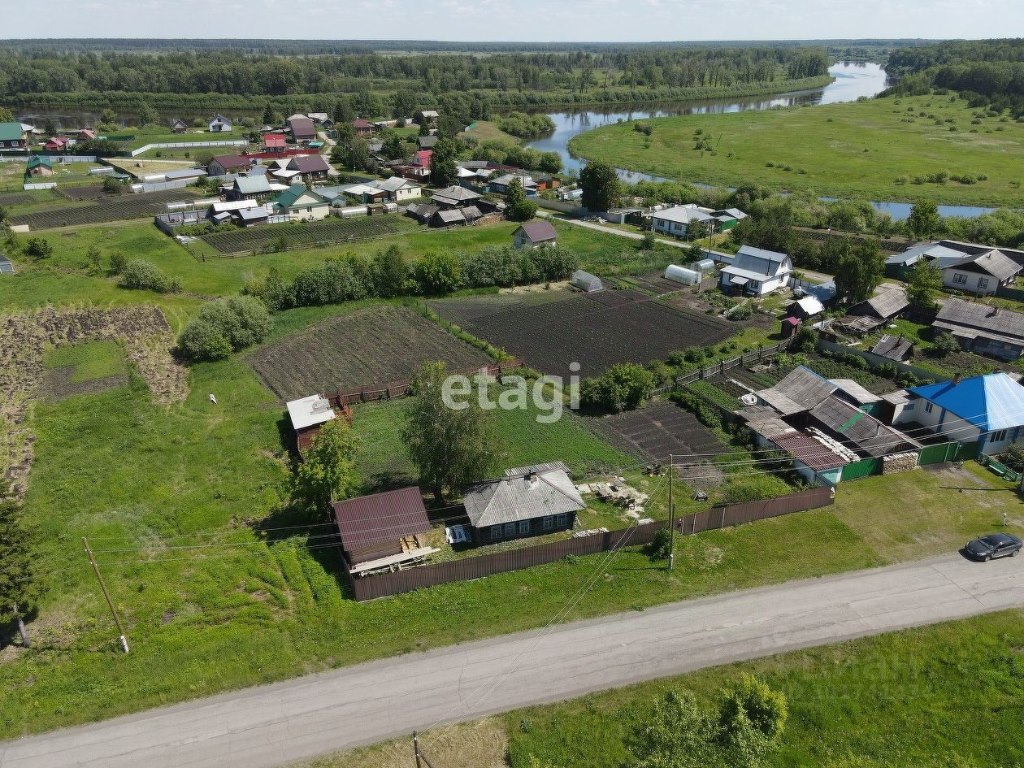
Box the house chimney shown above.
[526,472,539,489]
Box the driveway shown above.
[2,553,1021,767]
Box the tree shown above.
[414,250,462,294]
[906,259,943,312]
[581,363,656,413]
[717,675,788,767]
[403,361,502,501]
[261,102,276,126]
[833,239,885,304]
[371,245,409,298]
[580,161,621,212]
[429,138,460,188]
[929,330,961,357]
[381,132,405,161]
[177,296,273,361]
[137,101,158,127]
[0,496,38,648]
[293,420,359,513]
[625,691,717,768]
[537,152,562,175]
[24,238,53,261]
[505,178,538,222]
[908,200,941,239]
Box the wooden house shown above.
[0,122,28,150]
[273,184,330,221]
[513,220,558,249]
[25,155,54,177]
[332,486,432,565]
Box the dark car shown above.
[964,533,1023,561]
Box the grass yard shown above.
[461,120,521,146]
[43,339,128,383]
[570,93,1024,207]
[301,610,1024,768]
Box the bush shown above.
[725,303,752,321]
[291,258,370,306]
[581,363,656,413]
[414,251,463,295]
[929,330,961,358]
[109,251,128,274]
[118,259,173,293]
[646,527,672,561]
[177,296,272,362]
[1001,444,1024,473]
[24,237,53,260]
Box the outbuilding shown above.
[331,486,433,566]
[570,270,604,293]
[513,220,558,249]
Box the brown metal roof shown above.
[289,155,330,174]
[516,220,558,243]
[332,487,431,550]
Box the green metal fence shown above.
[841,457,882,481]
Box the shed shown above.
[331,487,432,565]
[570,270,604,293]
[781,316,801,338]
[0,254,14,275]
[787,295,824,319]
[513,220,558,248]
[664,264,699,285]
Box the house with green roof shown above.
[25,155,54,177]
[0,122,28,151]
[272,184,330,222]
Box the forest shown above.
[0,45,830,114]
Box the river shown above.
[527,62,998,220]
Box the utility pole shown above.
[82,537,129,654]
[412,731,435,768]
[667,454,675,571]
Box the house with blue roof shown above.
[894,372,1024,455]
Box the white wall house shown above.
[719,245,792,297]
[650,204,715,237]
[208,114,233,133]
[941,249,1021,296]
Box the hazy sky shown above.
[0,0,1019,41]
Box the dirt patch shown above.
[42,367,130,400]
[0,306,189,498]
[300,718,508,768]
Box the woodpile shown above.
[882,451,919,475]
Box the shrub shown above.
[581,363,656,413]
[24,237,53,260]
[726,303,752,321]
[929,330,961,358]
[291,259,370,306]
[177,296,272,362]
[414,250,463,294]
[119,259,172,292]
[109,251,128,274]
[646,527,672,561]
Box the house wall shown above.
[346,541,404,565]
[956,334,1024,362]
[283,204,330,222]
[894,397,982,447]
[943,268,1001,295]
[393,186,420,202]
[979,426,1022,455]
[473,512,577,544]
[652,217,688,237]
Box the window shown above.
[554,513,567,528]
[542,515,554,531]
[519,520,530,535]
[504,522,516,538]
[977,277,989,291]
[925,402,933,414]
[992,429,1008,442]
[952,272,968,285]
[490,525,502,541]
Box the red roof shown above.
[263,134,286,148]
[332,487,431,550]
[414,150,432,167]
[210,154,251,171]
[45,136,69,149]
[353,118,374,129]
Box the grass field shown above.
[570,93,1024,207]
[43,339,128,384]
[302,609,1024,768]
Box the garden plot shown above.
[248,306,493,401]
[200,216,414,255]
[431,289,734,378]
[8,190,201,230]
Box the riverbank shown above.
[569,92,1024,208]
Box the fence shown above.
[996,284,1024,303]
[325,359,526,407]
[131,178,189,194]
[40,154,100,163]
[676,486,835,534]
[130,140,247,157]
[23,182,56,191]
[657,337,794,393]
[794,227,909,255]
[346,521,664,601]
[816,338,939,382]
[538,198,586,217]
[840,457,882,481]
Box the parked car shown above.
[964,533,1022,561]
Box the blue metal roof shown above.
[909,373,1024,432]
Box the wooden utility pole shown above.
[412,731,436,768]
[667,454,675,571]
[82,537,129,653]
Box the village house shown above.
[25,155,53,177]
[0,122,28,150]
[332,487,434,568]
[369,175,422,203]
[941,249,1020,296]
[417,110,440,126]
[78,128,97,141]
[650,204,715,238]
[462,463,585,544]
[718,245,793,296]
[287,154,332,183]
[169,119,189,134]
[833,284,910,335]
[229,174,274,202]
[286,394,337,454]
[430,185,482,209]
[208,114,232,133]
[288,116,317,144]
[513,220,558,249]
[44,136,69,152]
[893,372,1024,455]
[273,184,331,221]
[490,173,537,196]
[263,133,287,153]
[417,135,439,150]
[711,208,748,231]
[430,206,482,228]
[207,154,253,176]
[933,297,1024,361]
[352,118,376,137]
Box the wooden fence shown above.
[346,486,836,601]
[675,486,835,535]
[325,358,526,407]
[655,337,794,393]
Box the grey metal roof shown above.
[463,464,584,528]
[808,395,920,457]
[871,334,914,361]
[237,207,268,222]
[234,175,272,194]
[757,365,837,416]
[435,208,466,224]
[829,378,882,405]
[461,205,482,221]
[431,185,481,205]
[935,297,1024,342]
[952,249,1021,282]
[651,204,714,225]
[373,176,418,193]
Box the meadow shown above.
[570,93,1024,207]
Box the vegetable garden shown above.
[8,190,199,230]
[200,216,415,255]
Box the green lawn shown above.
[43,339,127,383]
[571,93,1024,207]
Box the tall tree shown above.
[0,497,38,647]
[907,200,941,239]
[136,101,158,127]
[293,420,359,514]
[580,161,621,212]
[403,361,502,501]
[833,238,886,304]
[371,244,409,298]
[906,259,943,313]
[504,177,538,222]
[429,138,459,188]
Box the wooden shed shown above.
[332,487,432,565]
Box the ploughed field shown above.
[248,306,493,401]
[586,400,725,464]
[200,215,414,255]
[431,290,733,378]
[7,189,201,230]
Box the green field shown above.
[43,339,128,383]
[570,93,1024,207]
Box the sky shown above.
[0,0,1020,41]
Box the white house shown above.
[719,245,792,296]
[208,114,232,133]
[650,204,715,238]
[272,184,331,222]
[894,373,1024,455]
[941,249,1020,296]
[369,176,423,203]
